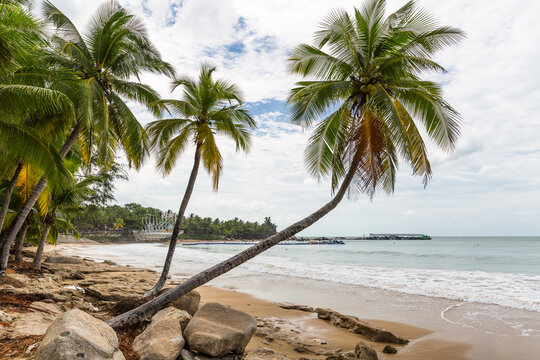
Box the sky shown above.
[49,0,540,236]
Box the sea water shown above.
[64,236,540,337]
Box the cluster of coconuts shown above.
[359,76,377,95]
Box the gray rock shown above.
[243,347,288,360]
[45,256,84,264]
[383,345,398,354]
[184,302,257,358]
[316,308,408,344]
[132,307,187,360]
[35,309,125,360]
[171,290,201,315]
[180,348,242,360]
[355,341,378,360]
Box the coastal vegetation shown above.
[143,64,256,297]
[0,0,174,275]
[107,0,464,328]
[73,202,277,240]
[0,0,464,347]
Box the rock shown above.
[0,309,12,323]
[170,290,200,315]
[278,304,315,312]
[84,283,146,301]
[243,347,289,360]
[133,307,187,360]
[45,256,84,264]
[383,345,398,354]
[355,341,378,360]
[35,309,125,360]
[316,308,408,344]
[325,350,357,360]
[180,348,242,360]
[30,301,65,315]
[184,302,257,358]
[9,311,57,337]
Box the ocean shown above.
[63,236,540,343]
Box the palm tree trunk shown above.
[107,156,360,329]
[14,217,31,263]
[32,222,51,269]
[0,121,81,276]
[143,144,202,298]
[0,162,23,231]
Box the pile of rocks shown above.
[33,301,257,360]
[1,255,408,360]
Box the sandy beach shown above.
[2,238,538,359]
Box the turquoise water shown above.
[65,236,540,312]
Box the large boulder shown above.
[132,307,188,360]
[171,290,200,315]
[184,302,257,358]
[355,341,378,360]
[35,309,125,360]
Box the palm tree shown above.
[32,175,96,269]
[0,0,174,275]
[142,64,256,298]
[108,0,464,328]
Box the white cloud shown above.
[49,0,540,235]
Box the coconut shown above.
[360,85,367,93]
[361,77,370,84]
[367,84,376,93]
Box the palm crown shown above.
[147,63,256,189]
[288,0,464,197]
[43,0,175,169]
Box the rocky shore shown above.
[0,250,412,360]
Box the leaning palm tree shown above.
[143,64,256,298]
[108,0,464,328]
[0,0,174,275]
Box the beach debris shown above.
[0,310,12,323]
[184,302,257,357]
[35,309,125,360]
[355,341,378,360]
[170,289,201,315]
[133,307,186,360]
[64,284,85,293]
[382,345,398,354]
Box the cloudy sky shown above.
[51,0,540,236]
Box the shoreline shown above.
[55,241,540,360]
[50,242,476,359]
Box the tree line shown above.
[72,203,277,239]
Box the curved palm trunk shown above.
[0,162,23,231]
[143,144,202,298]
[14,217,31,263]
[108,157,360,329]
[0,122,81,276]
[32,221,51,269]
